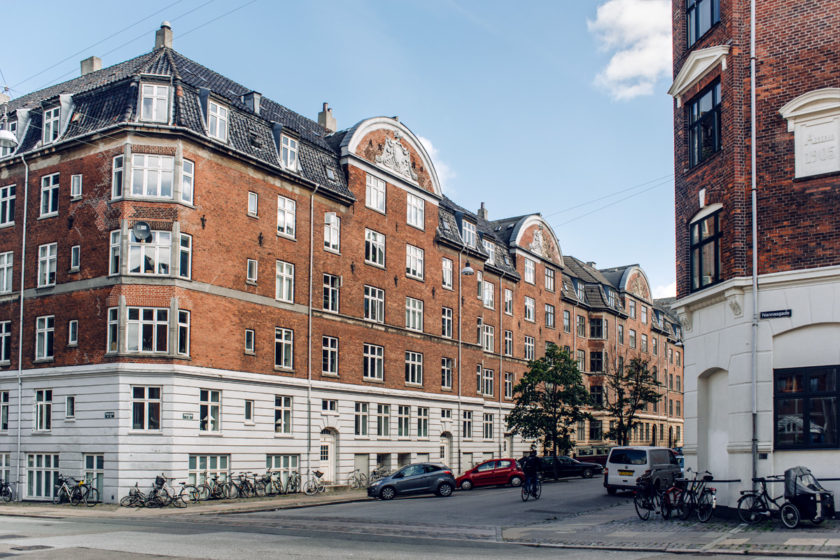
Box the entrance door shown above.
[320,430,336,483]
[440,433,453,466]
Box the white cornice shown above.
[779,88,840,131]
[668,45,730,107]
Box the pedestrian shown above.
[522,449,540,497]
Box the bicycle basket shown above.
[313,470,324,478]
[154,475,166,489]
[785,466,824,499]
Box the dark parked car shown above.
[539,455,603,479]
[367,463,455,500]
[456,458,524,490]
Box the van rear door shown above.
[608,449,648,486]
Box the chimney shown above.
[80,56,102,76]
[243,91,262,115]
[477,202,488,221]
[155,21,173,50]
[318,102,336,133]
[587,261,597,268]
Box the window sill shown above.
[244,350,256,356]
[441,387,452,392]
[364,204,386,216]
[405,382,423,389]
[321,372,339,378]
[31,430,51,435]
[67,343,78,348]
[321,411,338,416]
[70,196,82,202]
[198,432,223,436]
[246,280,257,286]
[406,275,425,282]
[363,377,384,384]
[35,285,55,291]
[68,268,79,274]
[0,361,10,367]
[64,418,76,423]
[442,285,453,291]
[364,260,386,270]
[274,433,294,438]
[0,223,14,229]
[128,430,163,435]
[274,367,295,374]
[38,213,58,220]
[323,248,340,256]
[276,233,296,242]
[33,358,54,364]
[247,212,258,219]
[244,421,255,427]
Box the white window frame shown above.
[0,184,14,226]
[112,155,124,199]
[35,389,52,431]
[504,330,513,356]
[0,121,16,157]
[43,107,60,144]
[65,395,75,419]
[441,307,453,338]
[398,405,410,437]
[441,357,453,389]
[482,369,494,396]
[68,320,78,346]
[462,410,473,439]
[524,258,535,284]
[26,453,59,499]
[275,260,295,303]
[376,404,390,436]
[322,273,339,313]
[462,221,477,248]
[483,239,495,265]
[177,310,190,356]
[483,279,494,309]
[70,174,82,199]
[140,84,169,123]
[178,234,191,280]
[322,336,339,375]
[524,336,535,361]
[405,245,424,280]
[40,173,59,217]
[35,316,54,360]
[406,193,424,230]
[405,351,423,385]
[0,322,11,364]
[504,288,513,315]
[483,413,493,439]
[482,324,494,353]
[364,229,386,267]
[277,195,296,238]
[244,329,255,354]
[207,100,229,142]
[545,304,555,328]
[189,455,229,485]
[545,268,555,292]
[126,307,169,353]
[355,402,369,436]
[365,173,386,213]
[505,372,514,399]
[441,258,453,289]
[321,399,337,413]
[405,297,424,332]
[0,251,12,294]
[69,245,80,271]
[128,230,171,276]
[280,135,299,171]
[106,308,118,353]
[181,159,194,204]
[364,285,385,323]
[131,386,161,431]
[274,395,292,434]
[130,154,174,199]
[109,231,120,275]
[363,343,384,380]
[324,212,340,252]
[417,407,429,438]
[524,296,535,322]
[246,259,258,283]
[275,327,294,369]
[248,191,258,216]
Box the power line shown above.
[179,0,260,39]
[543,172,674,218]
[10,0,186,91]
[552,176,673,227]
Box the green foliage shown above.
[506,345,590,456]
[599,357,663,446]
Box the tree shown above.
[597,357,663,446]
[506,345,590,456]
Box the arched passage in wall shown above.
[697,367,729,475]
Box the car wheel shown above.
[437,482,453,497]
[606,487,617,496]
[460,480,473,491]
[509,476,523,487]
[379,486,396,500]
[582,469,593,479]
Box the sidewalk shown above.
[504,500,840,557]
[0,488,369,519]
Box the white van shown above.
[603,446,680,495]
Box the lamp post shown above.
[457,254,474,475]
[0,129,27,502]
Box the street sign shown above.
[104,411,115,419]
[182,413,194,420]
[760,309,792,319]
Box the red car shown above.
[456,458,524,490]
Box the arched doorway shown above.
[319,429,337,483]
[440,432,453,466]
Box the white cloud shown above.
[588,0,672,100]
[653,281,676,298]
[418,136,456,196]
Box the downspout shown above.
[307,183,320,477]
[457,246,466,475]
[15,153,29,501]
[498,270,505,457]
[749,0,760,488]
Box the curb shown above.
[506,541,840,558]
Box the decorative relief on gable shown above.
[725,288,744,318]
[677,308,692,332]
[522,223,559,264]
[626,271,650,301]
[376,133,418,181]
[780,89,840,179]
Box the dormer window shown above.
[280,135,298,171]
[208,100,228,142]
[0,122,16,157]
[140,84,169,123]
[462,221,476,248]
[43,107,60,144]
[483,239,495,265]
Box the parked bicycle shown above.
[120,482,147,507]
[195,472,227,501]
[369,465,389,483]
[634,473,664,520]
[739,469,835,528]
[662,469,716,522]
[345,468,368,489]
[0,479,15,502]
[520,475,542,501]
[53,475,85,505]
[303,470,326,496]
[285,470,301,494]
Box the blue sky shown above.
[1,0,676,296]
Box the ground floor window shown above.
[774,365,838,449]
[0,453,9,482]
[27,453,59,499]
[266,454,299,487]
[188,454,229,485]
[84,454,104,496]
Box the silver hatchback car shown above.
[367,463,456,500]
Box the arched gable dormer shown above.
[340,116,442,197]
[619,265,653,304]
[510,215,563,267]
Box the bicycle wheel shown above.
[345,472,357,488]
[680,492,696,521]
[1,485,14,503]
[286,476,300,494]
[737,493,763,524]
[120,495,134,507]
[52,488,65,505]
[697,490,714,522]
[304,480,319,496]
[70,487,84,506]
[533,480,541,500]
[85,487,100,507]
[780,502,800,529]
[521,483,530,502]
[634,492,652,521]
[255,480,267,497]
[358,473,368,488]
[180,485,200,503]
[224,482,239,499]
[662,487,682,520]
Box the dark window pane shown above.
[776,398,805,446]
[148,403,160,430]
[133,402,144,429]
[810,397,837,445]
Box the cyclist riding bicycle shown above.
[522,449,540,496]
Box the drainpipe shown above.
[15,153,29,501]
[497,270,505,457]
[457,246,466,475]
[306,183,320,478]
[749,0,760,489]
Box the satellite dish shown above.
[132,221,151,242]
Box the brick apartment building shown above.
[669,0,840,505]
[0,24,682,502]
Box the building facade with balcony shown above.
[0,24,682,502]
[670,0,840,506]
